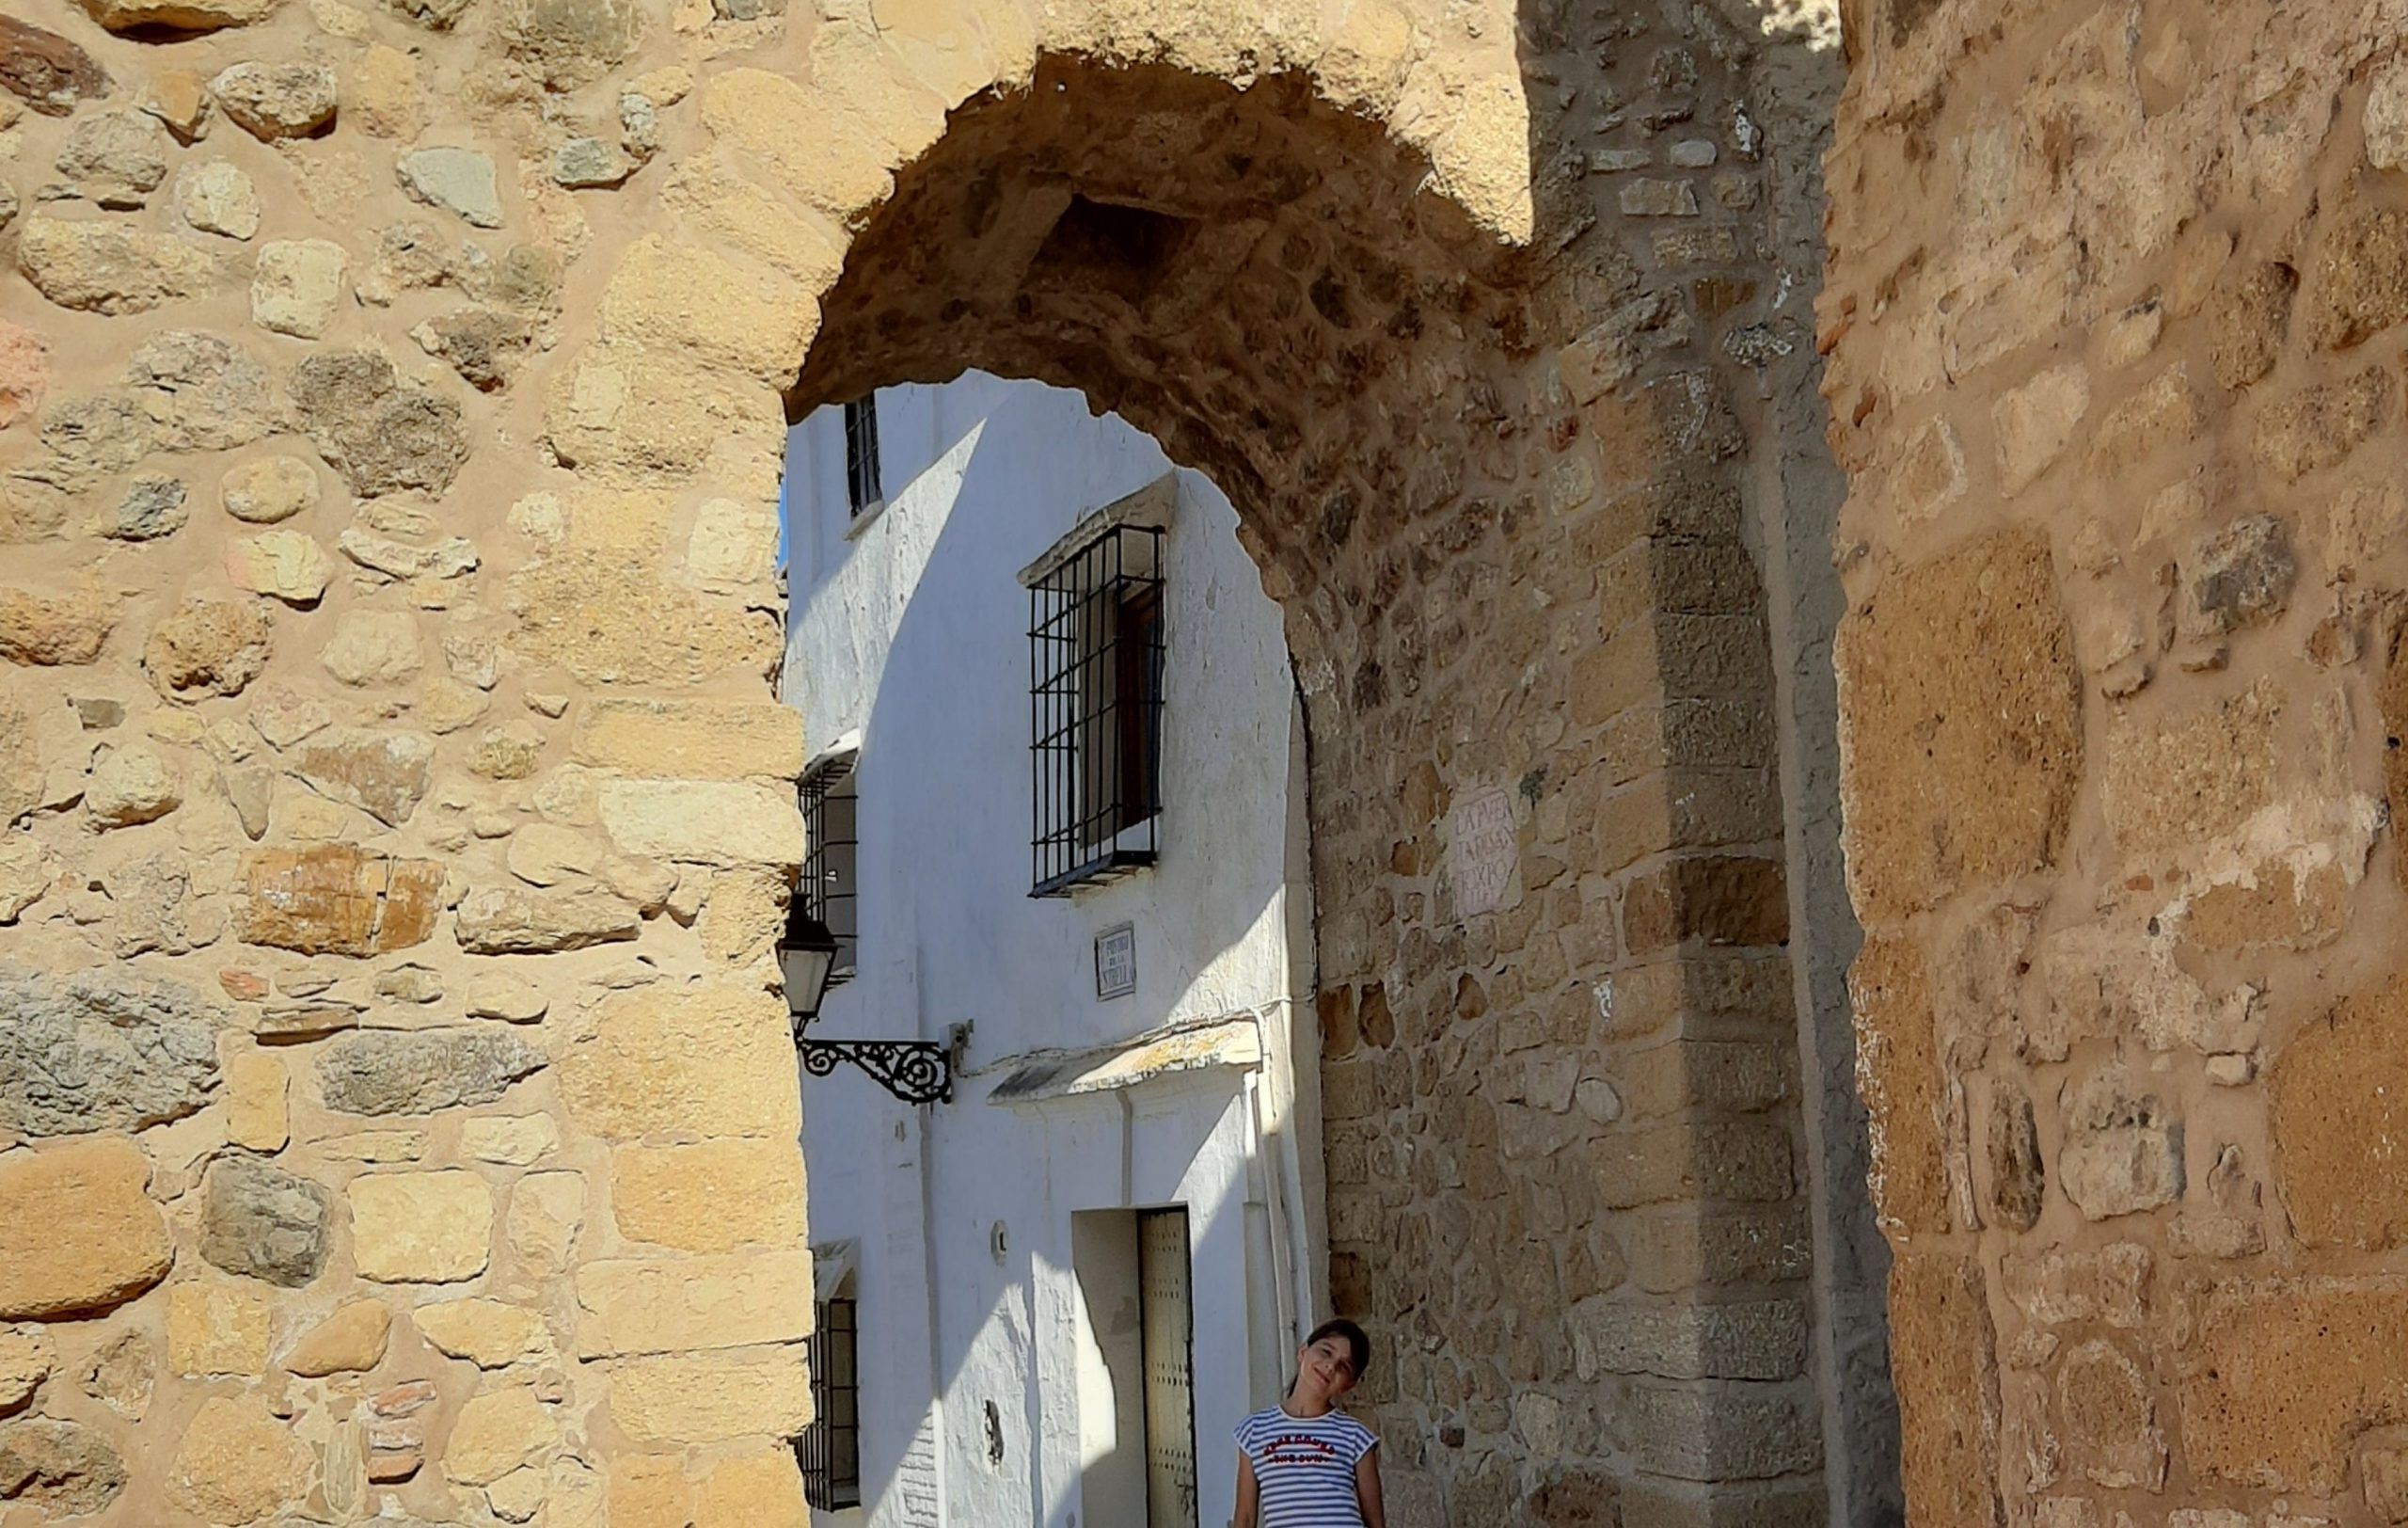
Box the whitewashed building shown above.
[779,373,1325,1528]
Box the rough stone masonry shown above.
[0,0,2220,1515]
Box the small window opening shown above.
[799,1291,861,1509]
[844,395,882,516]
[800,759,859,985]
[1029,523,1164,896]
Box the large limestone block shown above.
[1834,529,2082,923]
[610,1448,811,1528]
[699,69,895,217]
[597,779,804,867]
[609,1351,813,1445]
[539,343,781,488]
[2101,680,2278,856]
[1886,1251,1999,1527]
[573,1251,813,1358]
[2178,1278,2408,1492]
[610,1139,804,1252]
[572,699,806,780]
[16,215,219,313]
[349,1170,493,1282]
[0,966,223,1137]
[454,885,641,952]
[414,1298,549,1366]
[0,1139,173,1318]
[238,844,443,955]
[2272,975,2408,1249]
[600,236,816,384]
[509,549,782,685]
[560,988,800,1139]
[166,1394,309,1523]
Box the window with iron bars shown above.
[800,760,859,985]
[844,396,882,517]
[797,1295,861,1510]
[1029,522,1164,896]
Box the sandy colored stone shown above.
[0,1139,172,1318]
[210,61,336,139]
[0,320,50,433]
[86,744,181,828]
[697,1448,811,1528]
[414,1297,550,1366]
[0,1417,124,1517]
[166,1394,310,1523]
[2269,975,2408,1250]
[225,530,334,606]
[399,146,502,227]
[494,0,643,88]
[597,779,804,867]
[224,1046,289,1151]
[2179,1278,2408,1492]
[465,972,547,1023]
[80,0,277,28]
[561,987,801,1139]
[611,1139,805,1252]
[455,884,640,952]
[219,454,319,524]
[2254,365,2394,481]
[537,343,782,489]
[15,215,220,314]
[609,1351,814,1445]
[0,584,115,664]
[2057,1068,2179,1220]
[168,1281,273,1376]
[444,1386,560,1485]
[507,1171,585,1279]
[1886,1250,1998,1527]
[2101,680,2277,855]
[177,161,262,241]
[1991,362,2089,496]
[0,1327,52,1412]
[349,43,422,136]
[238,844,444,954]
[323,611,424,687]
[143,68,212,140]
[1846,936,1949,1238]
[281,1298,391,1375]
[55,110,167,208]
[575,1250,812,1359]
[463,1114,559,1164]
[293,726,434,825]
[145,597,272,701]
[1836,530,2082,922]
[251,238,348,339]
[601,235,815,383]
[349,1170,493,1282]
[572,699,806,780]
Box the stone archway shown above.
[0,0,1882,1523]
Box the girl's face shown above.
[1293,1334,1359,1404]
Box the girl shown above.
[1231,1318,1386,1528]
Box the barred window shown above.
[844,396,882,517]
[800,758,859,986]
[1028,521,1164,896]
[799,1294,861,1510]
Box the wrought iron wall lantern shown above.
[782,904,958,1105]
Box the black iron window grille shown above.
[1029,522,1165,897]
[799,1295,861,1510]
[800,760,859,986]
[844,395,882,516]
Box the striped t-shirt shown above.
[1236,1405,1378,1527]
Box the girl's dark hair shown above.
[1307,1317,1371,1379]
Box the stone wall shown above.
[1824,0,2408,1521]
[0,0,1869,1521]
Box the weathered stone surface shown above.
[2060,1338,2163,1489]
[350,1170,491,1281]
[145,597,271,701]
[166,1394,309,1523]
[98,474,191,542]
[415,1297,550,1366]
[2269,976,2408,1250]
[598,779,805,867]
[198,1154,330,1286]
[168,1281,273,1375]
[509,549,782,683]
[2102,679,2277,855]
[454,885,640,952]
[466,971,548,1023]
[560,988,800,1139]
[573,699,806,780]
[56,110,168,207]
[698,68,890,218]
[225,529,334,605]
[0,320,48,432]
[554,135,634,187]
[2182,516,2293,633]
[609,1352,813,1446]
[1846,936,1949,1238]
[79,1331,151,1418]
[293,727,433,824]
[219,454,318,523]
[2210,262,2296,389]
[281,1298,390,1376]
[2058,1069,2180,1220]
[495,0,643,88]
[412,309,534,390]
[2254,365,2394,481]
[611,1138,809,1243]
[142,69,212,141]
[126,329,282,451]
[322,611,424,687]
[601,237,814,382]
[0,1139,172,1318]
[79,0,277,30]
[2004,1243,2149,1329]
[1836,530,2082,921]
[176,160,261,239]
[0,966,223,1136]
[2180,1278,2408,1492]
[251,238,347,338]
[0,1417,125,1518]
[0,585,114,665]
[462,1114,558,1163]
[1992,363,2088,496]
[238,844,443,954]
[210,61,335,139]
[291,350,467,497]
[537,345,781,487]
[445,1386,559,1485]
[87,745,182,833]
[1568,1297,1809,1382]
[507,1172,584,1279]
[317,1029,547,1115]
[0,1328,49,1413]
[1887,1251,1997,1527]
[16,215,219,314]
[0,15,110,115]
[575,1250,813,1358]
[398,146,503,227]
